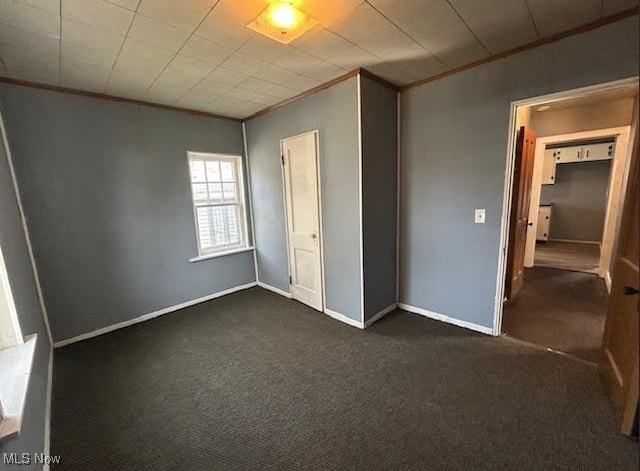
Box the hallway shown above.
[502,267,608,363]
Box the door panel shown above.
[601,130,639,435]
[506,126,537,299]
[282,132,323,311]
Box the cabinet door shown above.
[554,146,582,163]
[583,142,615,161]
[541,151,556,184]
[536,206,551,241]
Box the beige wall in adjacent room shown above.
[530,98,635,136]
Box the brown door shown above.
[601,131,639,435]
[506,126,536,299]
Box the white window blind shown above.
[187,153,249,256]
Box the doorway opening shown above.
[496,77,639,435]
[280,131,325,312]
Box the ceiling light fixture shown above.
[247,1,317,44]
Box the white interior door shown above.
[282,132,323,311]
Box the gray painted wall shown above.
[0,109,50,467]
[360,75,398,320]
[0,84,255,342]
[541,160,612,242]
[245,78,361,321]
[400,17,639,329]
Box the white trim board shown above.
[257,281,292,298]
[356,73,365,326]
[324,308,364,329]
[44,341,53,470]
[398,303,494,335]
[53,282,257,348]
[364,303,397,328]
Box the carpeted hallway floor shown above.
[52,287,638,470]
[502,267,608,363]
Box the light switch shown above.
[475,209,486,224]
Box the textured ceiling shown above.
[0,0,636,119]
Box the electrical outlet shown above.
[475,209,486,224]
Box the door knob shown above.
[623,286,639,295]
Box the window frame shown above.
[186,151,250,258]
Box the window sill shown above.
[0,334,37,443]
[189,247,254,263]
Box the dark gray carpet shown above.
[503,267,608,363]
[52,287,638,470]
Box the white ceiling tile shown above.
[383,41,447,78]
[294,26,353,61]
[175,89,220,110]
[273,48,321,75]
[237,76,277,93]
[300,60,346,82]
[224,87,262,102]
[144,83,191,104]
[2,45,59,83]
[15,0,60,15]
[328,45,377,69]
[61,65,111,92]
[527,0,602,37]
[449,0,538,53]
[0,0,60,38]
[153,67,202,89]
[62,0,135,36]
[278,74,321,92]
[602,0,639,15]
[249,93,278,106]
[220,51,268,75]
[330,3,419,58]
[210,0,268,25]
[206,67,250,86]
[301,0,364,27]
[167,54,216,78]
[0,26,60,60]
[238,34,289,63]
[255,64,298,85]
[369,0,486,67]
[137,0,212,31]
[104,0,140,10]
[118,37,176,66]
[191,78,233,95]
[61,41,118,71]
[128,14,191,51]
[209,95,245,111]
[180,36,233,66]
[366,62,415,86]
[194,8,255,49]
[266,83,302,99]
[62,17,125,54]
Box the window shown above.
[187,152,249,257]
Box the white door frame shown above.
[523,127,631,281]
[279,130,326,311]
[493,76,639,336]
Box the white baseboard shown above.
[53,282,258,348]
[364,303,397,328]
[43,343,53,470]
[257,281,292,298]
[324,308,364,329]
[398,303,494,335]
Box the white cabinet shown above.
[552,145,583,164]
[536,205,552,241]
[541,150,556,185]
[582,142,615,161]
